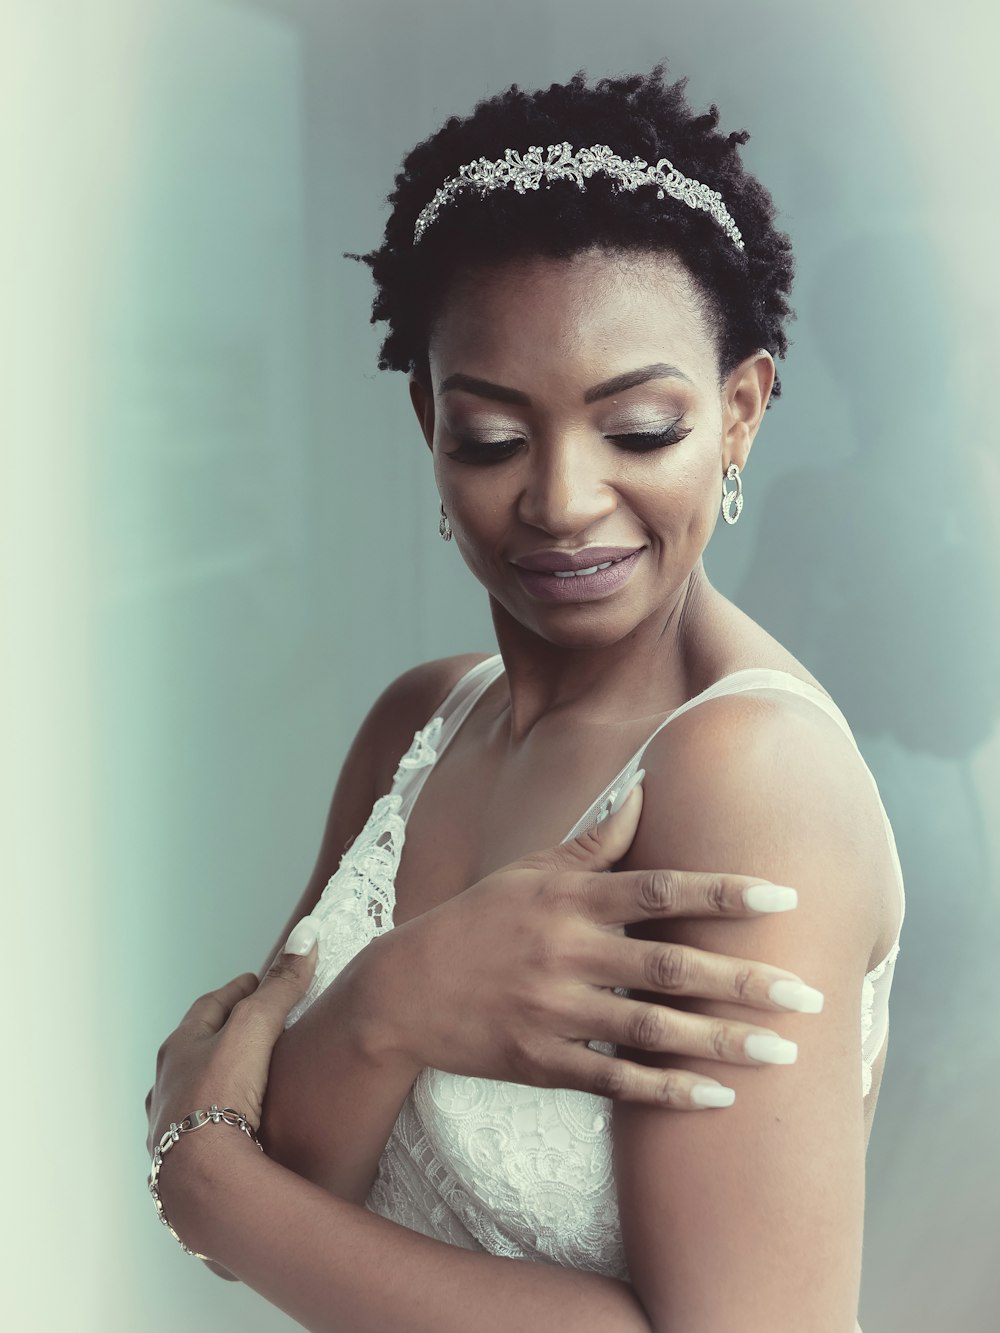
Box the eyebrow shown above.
[438,362,694,407]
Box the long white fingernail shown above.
[610,769,645,815]
[744,883,798,912]
[744,1032,798,1064]
[284,916,319,956]
[769,980,824,1013]
[692,1083,736,1108]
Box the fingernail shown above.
[691,1083,736,1108]
[746,1029,805,1061]
[610,768,645,815]
[284,916,319,956]
[744,1032,798,1064]
[743,883,798,912]
[768,980,824,1013]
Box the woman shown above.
[147,67,903,1331]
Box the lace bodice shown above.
[284,655,905,1280]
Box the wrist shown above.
[153,1115,265,1260]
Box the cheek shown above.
[442,480,511,552]
[633,446,722,547]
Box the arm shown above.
[196,653,486,1282]
[612,692,887,1333]
[160,1127,654,1333]
[258,653,492,1201]
[149,957,654,1332]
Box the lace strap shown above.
[391,654,504,822]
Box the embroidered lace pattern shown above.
[284,655,905,1277]
[285,717,443,1030]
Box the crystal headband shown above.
[412,142,744,251]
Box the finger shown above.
[236,919,319,1047]
[180,972,261,1032]
[585,937,824,1013]
[579,994,800,1067]
[579,867,799,926]
[557,1045,737,1110]
[515,774,646,876]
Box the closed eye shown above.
[607,424,692,451]
[445,423,691,465]
[445,438,524,464]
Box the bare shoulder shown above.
[256,651,495,975]
[650,685,879,836]
[621,685,891,974]
[363,651,497,794]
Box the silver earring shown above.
[721,463,743,525]
[438,501,453,541]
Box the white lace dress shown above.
[285,655,903,1317]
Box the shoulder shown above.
[370,651,495,715]
[363,652,497,794]
[651,683,879,834]
[621,683,888,974]
[287,652,495,930]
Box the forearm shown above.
[261,941,421,1203]
[162,1132,653,1333]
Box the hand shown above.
[338,782,823,1109]
[145,946,318,1160]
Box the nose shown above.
[516,432,618,537]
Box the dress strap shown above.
[391,654,505,822]
[638,668,858,754]
[562,668,904,941]
[561,668,847,842]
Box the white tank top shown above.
[285,652,905,1285]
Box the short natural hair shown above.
[349,64,796,400]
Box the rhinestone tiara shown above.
[412,142,744,251]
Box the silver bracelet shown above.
[148,1104,264,1260]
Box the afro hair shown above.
[349,64,795,400]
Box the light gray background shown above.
[6,1,999,1329]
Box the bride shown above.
[146,65,903,1332]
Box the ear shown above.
[721,350,775,470]
[409,374,436,453]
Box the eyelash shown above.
[445,423,692,465]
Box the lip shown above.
[510,545,644,573]
[511,547,645,603]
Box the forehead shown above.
[427,247,718,391]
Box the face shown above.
[410,246,773,648]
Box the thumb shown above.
[250,916,320,1041]
[520,769,645,874]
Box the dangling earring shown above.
[438,501,453,542]
[721,463,743,525]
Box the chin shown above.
[498,592,653,649]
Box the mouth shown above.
[510,548,645,603]
[551,560,617,578]
[510,545,644,573]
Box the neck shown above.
[488,561,717,745]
